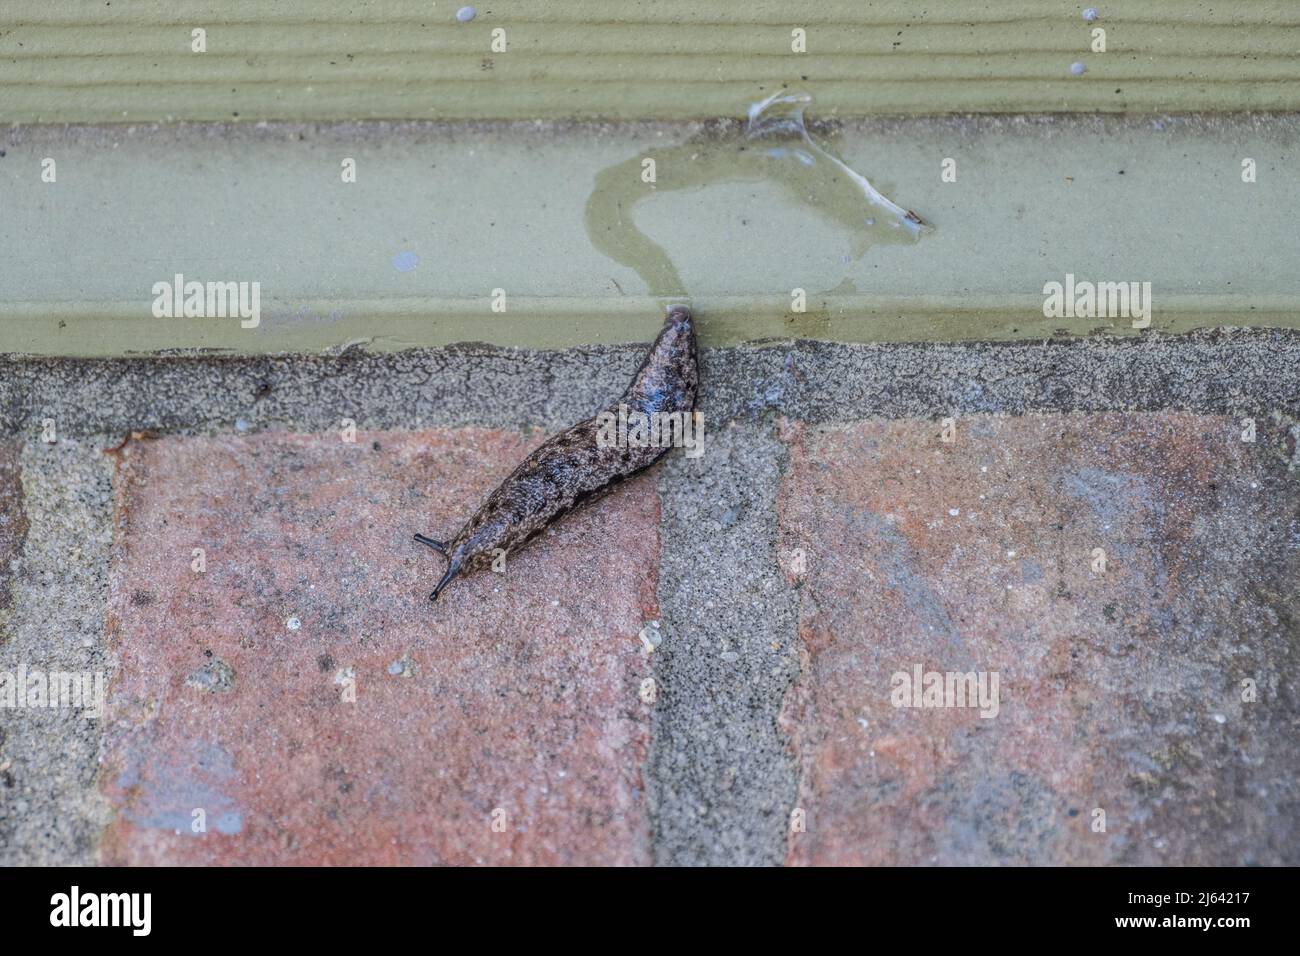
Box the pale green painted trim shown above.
[2,113,1297,356]
[3,1,1300,123]
[4,299,1300,357]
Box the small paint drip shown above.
[1083,8,1100,23]
[456,6,477,22]
[1071,61,1087,76]
[393,250,419,272]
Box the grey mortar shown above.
[0,439,114,865]
[650,422,801,865]
[4,330,1300,440]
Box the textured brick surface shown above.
[6,332,1300,868]
[101,429,658,865]
[778,413,1300,865]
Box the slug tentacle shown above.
[429,553,463,602]
[415,306,698,603]
[413,533,447,554]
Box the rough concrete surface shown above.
[0,440,114,865]
[1,328,1298,865]
[650,423,800,866]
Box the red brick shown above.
[778,413,1278,865]
[101,429,657,865]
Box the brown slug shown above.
[414,305,699,601]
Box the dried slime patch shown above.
[584,91,928,302]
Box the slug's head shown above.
[665,304,693,331]
[620,306,698,416]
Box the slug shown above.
[414,305,699,601]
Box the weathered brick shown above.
[778,413,1300,865]
[101,429,658,865]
